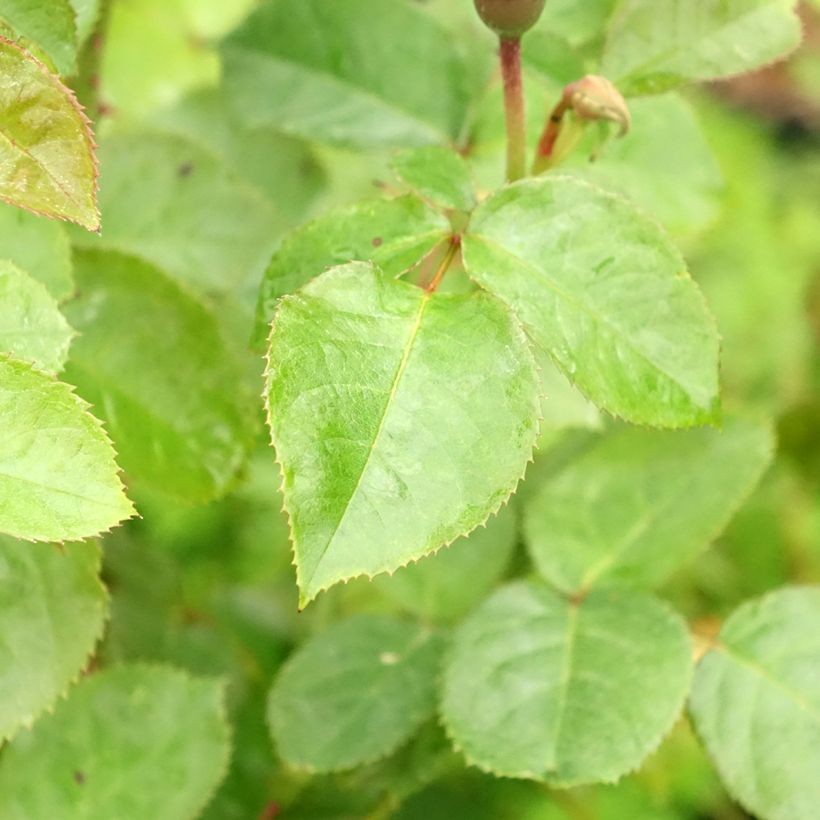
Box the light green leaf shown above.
[441,581,692,785]
[72,131,276,292]
[254,195,450,347]
[0,355,134,542]
[561,94,724,237]
[0,260,73,372]
[689,587,820,820]
[0,202,73,299]
[69,0,101,47]
[62,250,256,502]
[462,177,720,428]
[0,0,77,76]
[0,537,106,742]
[539,0,618,47]
[602,0,802,96]
[222,0,471,149]
[524,418,774,593]
[153,88,326,234]
[0,38,98,231]
[266,262,540,605]
[0,665,231,820]
[390,146,476,213]
[536,348,601,431]
[374,503,517,623]
[100,0,219,120]
[269,615,443,771]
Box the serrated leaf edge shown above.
[463,174,723,430]
[265,617,445,775]
[0,36,100,232]
[0,352,137,542]
[0,539,109,744]
[436,582,694,787]
[262,265,542,608]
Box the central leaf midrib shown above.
[302,290,432,588]
[545,602,580,774]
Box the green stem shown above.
[499,36,526,182]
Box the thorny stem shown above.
[425,236,461,293]
[499,37,527,182]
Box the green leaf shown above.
[254,195,450,347]
[689,587,820,820]
[153,88,327,234]
[524,417,774,593]
[539,0,618,47]
[0,537,106,742]
[0,355,134,542]
[269,614,443,771]
[222,0,471,149]
[0,0,78,75]
[536,348,601,431]
[602,0,802,96]
[266,262,540,605]
[390,146,476,213]
[0,260,73,373]
[561,94,724,237]
[441,581,692,785]
[374,503,517,623]
[72,131,277,292]
[69,0,101,48]
[0,665,231,819]
[462,177,720,428]
[0,202,73,299]
[0,38,98,231]
[62,250,256,502]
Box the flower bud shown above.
[568,75,631,136]
[474,0,546,38]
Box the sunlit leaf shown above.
[462,177,720,427]
[0,355,134,541]
[0,38,98,231]
[254,194,449,346]
[266,262,540,605]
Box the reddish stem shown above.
[499,37,526,182]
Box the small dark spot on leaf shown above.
[178,162,194,178]
[371,237,383,247]
[74,771,86,785]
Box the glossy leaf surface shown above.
[254,195,449,346]
[462,177,720,427]
[266,262,540,605]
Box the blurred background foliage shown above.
[23,0,820,816]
